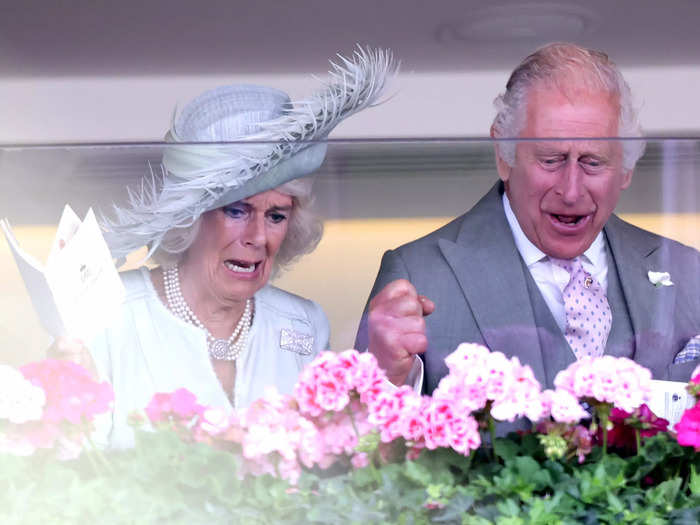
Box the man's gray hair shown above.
[151,177,322,278]
[492,43,645,171]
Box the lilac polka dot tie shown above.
[550,256,612,359]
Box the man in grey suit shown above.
[356,43,700,394]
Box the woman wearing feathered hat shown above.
[53,47,395,447]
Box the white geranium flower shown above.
[648,270,674,287]
[199,406,230,436]
[0,364,46,424]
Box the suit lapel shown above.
[605,215,676,366]
[437,183,547,385]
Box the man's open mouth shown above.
[553,214,585,225]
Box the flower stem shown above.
[597,404,611,457]
[274,455,282,479]
[345,404,360,440]
[464,450,474,474]
[82,442,102,474]
[488,414,497,461]
[368,455,382,486]
[83,426,114,475]
[635,428,641,455]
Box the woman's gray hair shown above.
[151,176,323,277]
[492,42,645,171]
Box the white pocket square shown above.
[648,270,673,287]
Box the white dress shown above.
[88,267,329,448]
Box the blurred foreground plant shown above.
[2,347,700,524]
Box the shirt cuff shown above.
[406,355,424,394]
[381,355,424,394]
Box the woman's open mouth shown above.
[224,260,259,274]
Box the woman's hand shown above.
[47,337,98,379]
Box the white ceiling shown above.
[3,0,700,77]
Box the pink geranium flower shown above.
[400,396,431,443]
[436,344,546,424]
[294,350,388,418]
[541,389,589,424]
[145,388,204,424]
[294,351,352,416]
[443,343,491,373]
[554,356,652,412]
[9,359,114,455]
[367,385,421,443]
[20,359,113,426]
[225,388,329,483]
[675,403,700,450]
[491,359,546,422]
[420,398,480,454]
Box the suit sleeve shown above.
[354,248,410,351]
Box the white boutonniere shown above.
[648,270,674,287]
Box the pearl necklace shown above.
[163,266,253,361]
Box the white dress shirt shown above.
[502,192,609,332]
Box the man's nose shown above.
[242,215,266,247]
[556,161,584,204]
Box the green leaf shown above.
[513,456,541,482]
[493,438,519,462]
[606,492,625,514]
[496,517,525,525]
[462,516,493,525]
[690,464,700,496]
[496,497,522,517]
[646,478,682,509]
[403,460,433,487]
[431,490,475,523]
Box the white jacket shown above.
[89,267,329,447]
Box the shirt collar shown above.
[502,191,605,269]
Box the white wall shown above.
[2,66,700,143]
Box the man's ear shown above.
[491,124,512,183]
[621,169,633,190]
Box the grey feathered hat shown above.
[103,46,397,262]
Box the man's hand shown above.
[367,279,434,385]
[47,337,98,379]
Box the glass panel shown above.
[1,138,698,365]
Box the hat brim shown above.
[206,142,327,209]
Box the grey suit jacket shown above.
[356,182,700,393]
